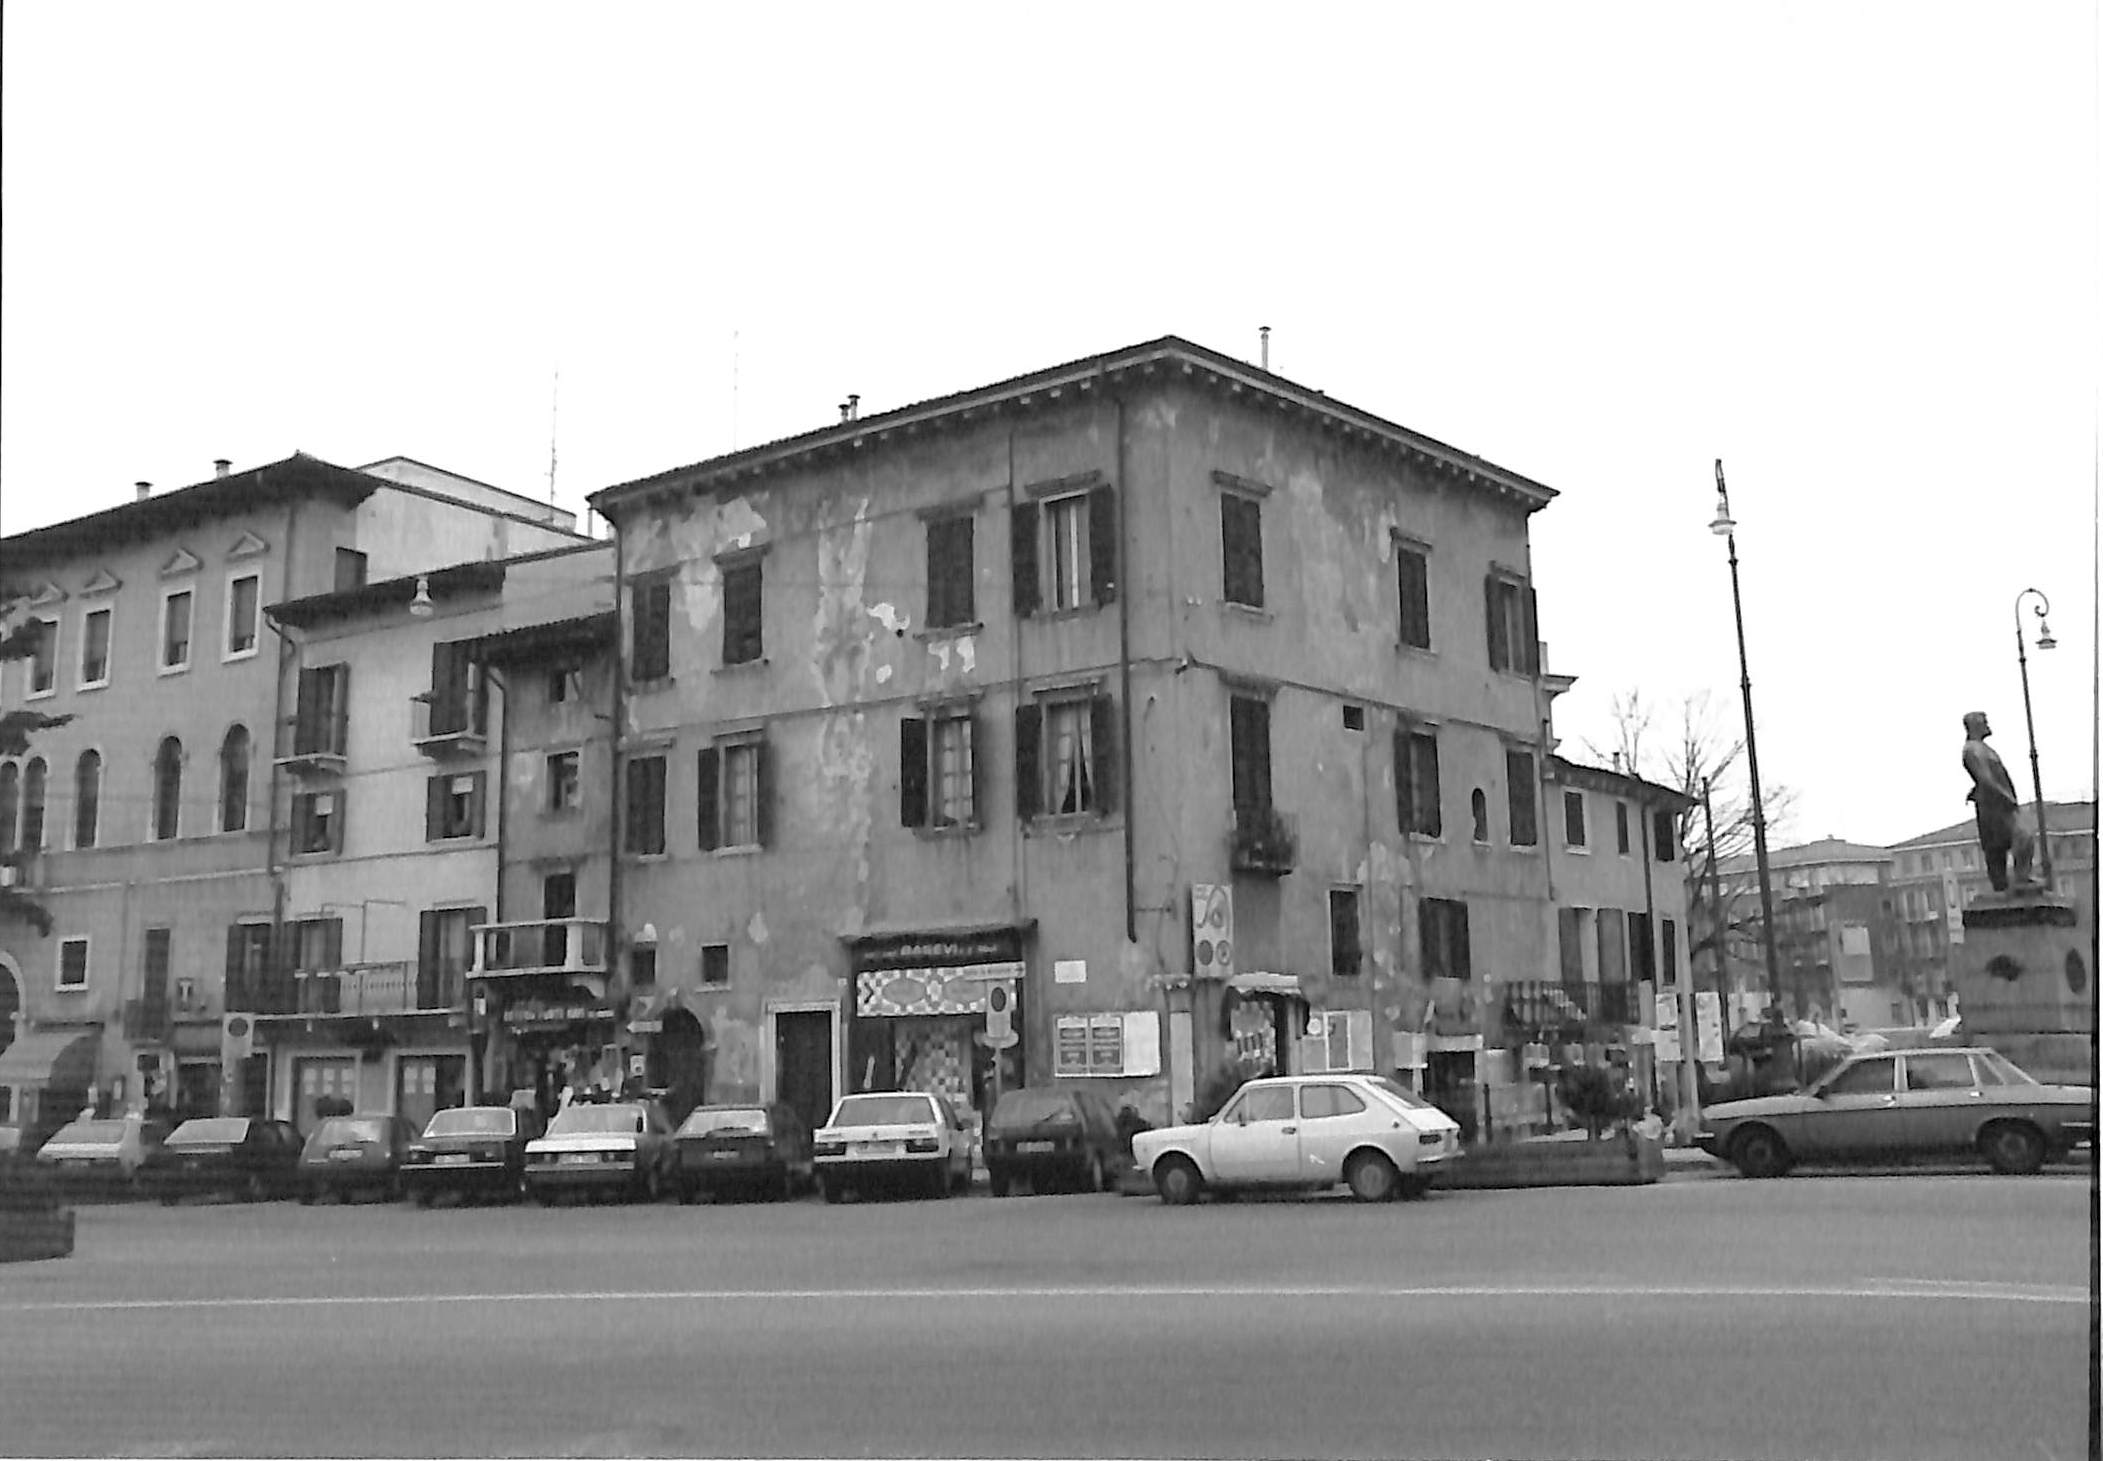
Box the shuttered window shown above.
[1221,494,1265,608]
[631,577,672,682]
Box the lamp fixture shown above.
[634,923,658,947]
[408,576,435,619]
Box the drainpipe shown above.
[257,499,301,1120]
[1115,393,1135,946]
[607,514,628,1074]
[471,664,509,1108]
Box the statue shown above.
[1961,711,2036,893]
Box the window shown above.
[72,751,100,848]
[1394,726,1441,837]
[0,763,16,853]
[1301,1083,1369,1119]
[1016,695,1116,819]
[631,576,672,682]
[291,790,344,854]
[1227,695,1271,812]
[292,665,350,756]
[901,708,978,830]
[1220,493,1265,608]
[293,917,344,973]
[1420,897,1471,982]
[1395,540,1430,649]
[1652,810,1677,862]
[1823,1057,1895,1097]
[224,922,274,1010]
[624,755,667,855]
[1342,704,1365,732]
[1471,789,1489,843]
[1615,803,1630,855]
[925,515,976,628]
[152,737,183,841]
[1483,572,1539,675]
[80,608,112,687]
[28,618,58,696]
[1661,918,1678,986]
[1627,911,1655,983]
[699,944,730,987]
[219,725,250,832]
[630,947,657,989]
[1563,790,1587,849]
[425,772,487,841]
[546,751,581,813]
[1904,1053,1977,1092]
[426,641,486,737]
[334,548,368,592]
[548,664,583,704]
[1329,889,1361,977]
[20,758,47,850]
[142,927,172,1013]
[698,739,767,850]
[225,575,260,658]
[160,589,193,671]
[1011,484,1116,617]
[1236,1086,1295,1123]
[721,558,764,665]
[1506,750,1538,846]
[58,937,89,990]
[417,906,482,1009]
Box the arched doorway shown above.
[650,1007,711,1124]
[0,954,20,1056]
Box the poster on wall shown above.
[1055,1012,1160,1077]
[1694,991,1724,1062]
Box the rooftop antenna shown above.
[731,330,740,450]
[1260,325,1271,371]
[547,368,560,506]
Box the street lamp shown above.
[1709,461,1784,1013]
[2013,588,2056,885]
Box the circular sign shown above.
[988,985,1009,1013]
[2067,950,2088,995]
[1214,939,1232,968]
[1196,939,1214,968]
[225,1016,250,1038]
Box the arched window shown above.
[152,737,183,842]
[1471,788,1489,843]
[20,758,47,852]
[219,725,250,833]
[0,763,18,854]
[73,751,101,849]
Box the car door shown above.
[1897,1052,1985,1156]
[1209,1084,1301,1185]
[1792,1056,1902,1160]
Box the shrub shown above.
[1554,1064,1643,1139]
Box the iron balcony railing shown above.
[1499,979,1644,1036]
[250,962,459,1017]
[276,710,350,773]
[470,919,609,979]
[1229,804,1298,876]
[411,689,489,756]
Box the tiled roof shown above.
[1716,837,1895,875]
[1888,800,2095,849]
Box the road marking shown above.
[3,1280,2085,1314]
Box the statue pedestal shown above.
[1955,892,2093,1086]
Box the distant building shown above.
[1713,839,1910,1028]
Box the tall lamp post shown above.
[2012,588,2056,886]
[1709,461,1784,1012]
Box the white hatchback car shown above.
[1133,1074,1460,1204]
[812,1091,974,1202]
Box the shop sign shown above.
[856,962,1022,1016]
[502,1001,614,1030]
[852,928,1023,972]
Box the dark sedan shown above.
[1697,1046,2096,1177]
[141,1117,305,1203]
[673,1104,812,1203]
[298,1114,421,1204]
[984,1085,1127,1196]
[401,1105,546,1206]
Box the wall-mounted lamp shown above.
[634,923,658,947]
[408,576,435,619]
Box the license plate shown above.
[709,1150,743,1161]
[435,1153,471,1165]
[1017,1141,1056,1154]
[558,1152,600,1165]
[329,1147,363,1161]
[849,1141,899,1157]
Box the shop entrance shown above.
[773,1009,834,1134]
[649,1008,710,1123]
[1425,1048,1480,1145]
[294,1056,358,1134]
[396,1054,465,1131]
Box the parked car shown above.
[1132,1074,1461,1204]
[522,1100,675,1204]
[298,1114,420,1204]
[983,1085,1127,1196]
[671,1103,812,1203]
[32,1113,174,1199]
[812,1091,974,1202]
[140,1117,305,1204]
[1696,1046,2097,1177]
[400,1105,545,1207]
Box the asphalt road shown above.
[1,1172,2092,1460]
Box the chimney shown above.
[213,458,231,478]
[839,400,852,422]
[135,481,152,502]
[1260,325,1271,371]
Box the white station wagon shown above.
[1133,1074,1461,1204]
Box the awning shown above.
[0,1029,100,1087]
[169,1024,223,1058]
[1226,970,1303,998]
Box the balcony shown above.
[276,711,349,776]
[252,962,456,1018]
[412,689,488,759]
[471,919,610,989]
[1229,804,1298,876]
[1499,979,1644,1037]
[122,998,170,1042]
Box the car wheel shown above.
[297,1188,315,1207]
[1154,1156,1203,1206]
[1397,1174,1432,1202]
[1345,1151,1400,1203]
[819,1177,841,1205]
[989,1168,1011,1198]
[413,1188,434,1209]
[529,1186,554,1207]
[243,1173,268,1203]
[1730,1125,1792,1179]
[1981,1121,2046,1176]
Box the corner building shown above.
[589,337,1576,1135]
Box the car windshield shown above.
[425,1108,516,1137]
[547,1106,644,1136]
[1975,1050,2039,1086]
[679,1108,771,1136]
[48,1119,127,1145]
[828,1095,935,1128]
[1365,1076,1437,1112]
[991,1091,1078,1128]
[312,1118,390,1145]
[169,1118,250,1145]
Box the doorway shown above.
[294,1056,358,1133]
[397,1054,466,1131]
[773,1009,834,1134]
[1425,1049,1480,1145]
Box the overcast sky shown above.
[3,2,2096,849]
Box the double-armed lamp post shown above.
[2012,588,2056,885]
[1709,461,1783,1012]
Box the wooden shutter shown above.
[294,667,322,752]
[696,747,721,852]
[1088,486,1117,604]
[225,925,248,1011]
[1230,698,1271,811]
[1452,902,1471,980]
[323,918,344,969]
[1011,500,1040,618]
[1399,549,1429,648]
[418,910,443,1009]
[1484,575,1508,672]
[1420,733,1442,838]
[1522,585,1541,674]
[1089,695,1117,813]
[1393,728,1412,832]
[327,791,347,852]
[1662,919,1679,984]
[469,772,488,838]
[900,717,928,827]
[754,741,773,848]
[425,776,446,841]
[1014,703,1042,819]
